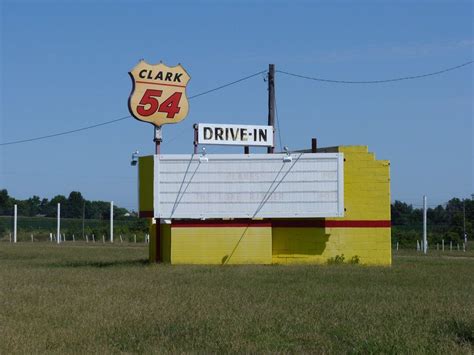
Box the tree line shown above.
[391,198,473,247]
[0,189,472,247]
[0,189,131,220]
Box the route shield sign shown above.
[128,60,191,126]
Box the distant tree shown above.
[0,189,13,215]
[65,191,85,218]
[46,195,67,217]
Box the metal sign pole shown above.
[154,126,162,155]
[153,125,162,262]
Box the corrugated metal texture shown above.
[153,153,344,219]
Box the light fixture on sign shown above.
[130,150,139,166]
[199,147,208,163]
[283,146,292,163]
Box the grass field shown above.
[1,243,473,354]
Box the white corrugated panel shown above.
[153,153,344,219]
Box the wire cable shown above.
[0,70,266,146]
[188,70,266,99]
[277,60,473,84]
[0,115,131,146]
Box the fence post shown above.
[31,234,33,242]
[9,233,11,243]
[73,234,75,242]
[120,235,123,243]
[102,235,105,244]
[450,241,453,251]
[442,239,444,251]
[92,234,95,243]
[13,204,17,243]
[396,242,399,251]
[134,234,136,244]
[110,201,114,243]
[57,203,61,244]
[86,235,89,243]
[457,243,459,251]
[423,195,427,254]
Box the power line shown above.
[0,70,266,146]
[188,70,266,99]
[0,115,131,146]
[277,60,473,84]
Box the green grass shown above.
[1,243,473,354]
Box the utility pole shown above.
[267,64,275,154]
[423,195,427,254]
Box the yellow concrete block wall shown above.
[149,223,171,263]
[272,145,391,266]
[170,226,272,264]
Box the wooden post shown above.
[311,138,317,153]
[267,64,275,154]
[193,124,198,154]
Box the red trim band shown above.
[135,80,187,88]
[171,219,390,228]
[272,220,391,228]
[139,211,154,218]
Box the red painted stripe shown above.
[171,219,390,228]
[135,80,186,88]
[272,220,391,228]
[139,211,154,218]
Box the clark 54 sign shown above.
[128,61,191,126]
[197,123,274,147]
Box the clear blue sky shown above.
[1,1,473,211]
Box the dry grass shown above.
[0,243,473,354]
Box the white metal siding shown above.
[153,153,344,219]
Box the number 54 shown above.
[136,89,182,118]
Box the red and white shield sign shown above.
[128,61,191,126]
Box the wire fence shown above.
[392,223,472,251]
[0,215,150,243]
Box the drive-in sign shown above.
[197,123,274,147]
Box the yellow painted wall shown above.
[138,156,154,214]
[148,145,391,266]
[149,222,171,263]
[272,146,391,266]
[170,226,272,264]
[272,226,390,265]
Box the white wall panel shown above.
[153,153,344,219]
